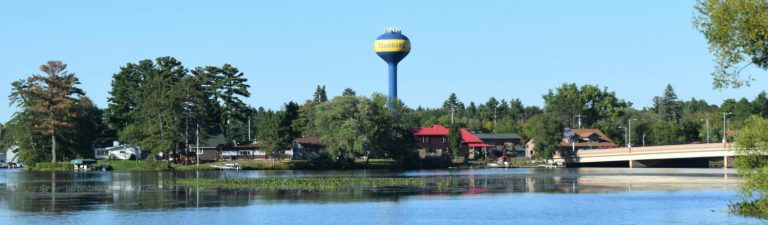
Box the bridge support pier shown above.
[723,155,729,169]
[629,160,635,168]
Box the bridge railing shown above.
[568,143,732,158]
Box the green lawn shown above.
[95,160,147,171]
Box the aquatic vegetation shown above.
[177,177,427,191]
[32,162,74,171]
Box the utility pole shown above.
[619,126,627,147]
[451,105,455,124]
[628,119,631,148]
[701,116,710,144]
[576,115,582,129]
[722,112,732,143]
[494,107,497,126]
[196,123,200,167]
[248,116,252,141]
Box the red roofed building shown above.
[409,124,490,159]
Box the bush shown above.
[730,198,768,218]
[144,160,172,171]
[34,162,73,171]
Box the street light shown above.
[628,118,637,148]
[619,126,627,147]
[700,116,710,144]
[722,112,732,143]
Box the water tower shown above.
[374,27,411,104]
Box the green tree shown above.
[653,84,682,122]
[283,101,300,138]
[107,57,196,156]
[0,113,47,163]
[313,85,328,103]
[9,61,85,163]
[257,111,291,161]
[651,120,685,145]
[524,113,562,159]
[543,83,628,129]
[694,0,768,88]
[448,123,462,158]
[342,88,356,97]
[205,64,251,143]
[732,115,768,217]
[752,91,768,117]
[310,95,364,160]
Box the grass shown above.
[31,162,73,171]
[174,165,217,171]
[96,160,147,171]
[177,177,427,191]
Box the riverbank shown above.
[92,158,498,171]
[178,177,426,191]
[28,157,541,172]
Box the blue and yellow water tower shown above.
[375,27,410,103]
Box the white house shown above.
[94,142,141,160]
[5,146,19,163]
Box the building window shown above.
[442,137,447,143]
[422,136,428,143]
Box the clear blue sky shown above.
[2,0,767,123]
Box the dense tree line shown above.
[104,57,252,156]
[5,58,768,167]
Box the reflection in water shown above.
[0,168,739,213]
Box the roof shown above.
[560,128,617,148]
[70,159,97,165]
[220,143,261,150]
[474,133,522,140]
[294,136,321,145]
[409,124,449,136]
[460,129,484,144]
[409,124,487,145]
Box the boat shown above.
[212,163,241,170]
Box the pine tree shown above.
[342,88,356,97]
[313,85,328,103]
[653,84,682,122]
[10,61,85,163]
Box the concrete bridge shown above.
[554,143,735,168]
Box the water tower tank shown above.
[374,27,410,103]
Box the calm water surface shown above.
[0,168,761,225]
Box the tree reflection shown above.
[0,169,738,213]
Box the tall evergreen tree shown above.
[212,64,251,143]
[257,111,291,161]
[313,85,328,103]
[442,93,460,111]
[283,101,300,138]
[653,84,682,122]
[10,61,85,163]
[342,88,356,97]
[106,57,200,155]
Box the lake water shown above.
[0,168,761,225]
